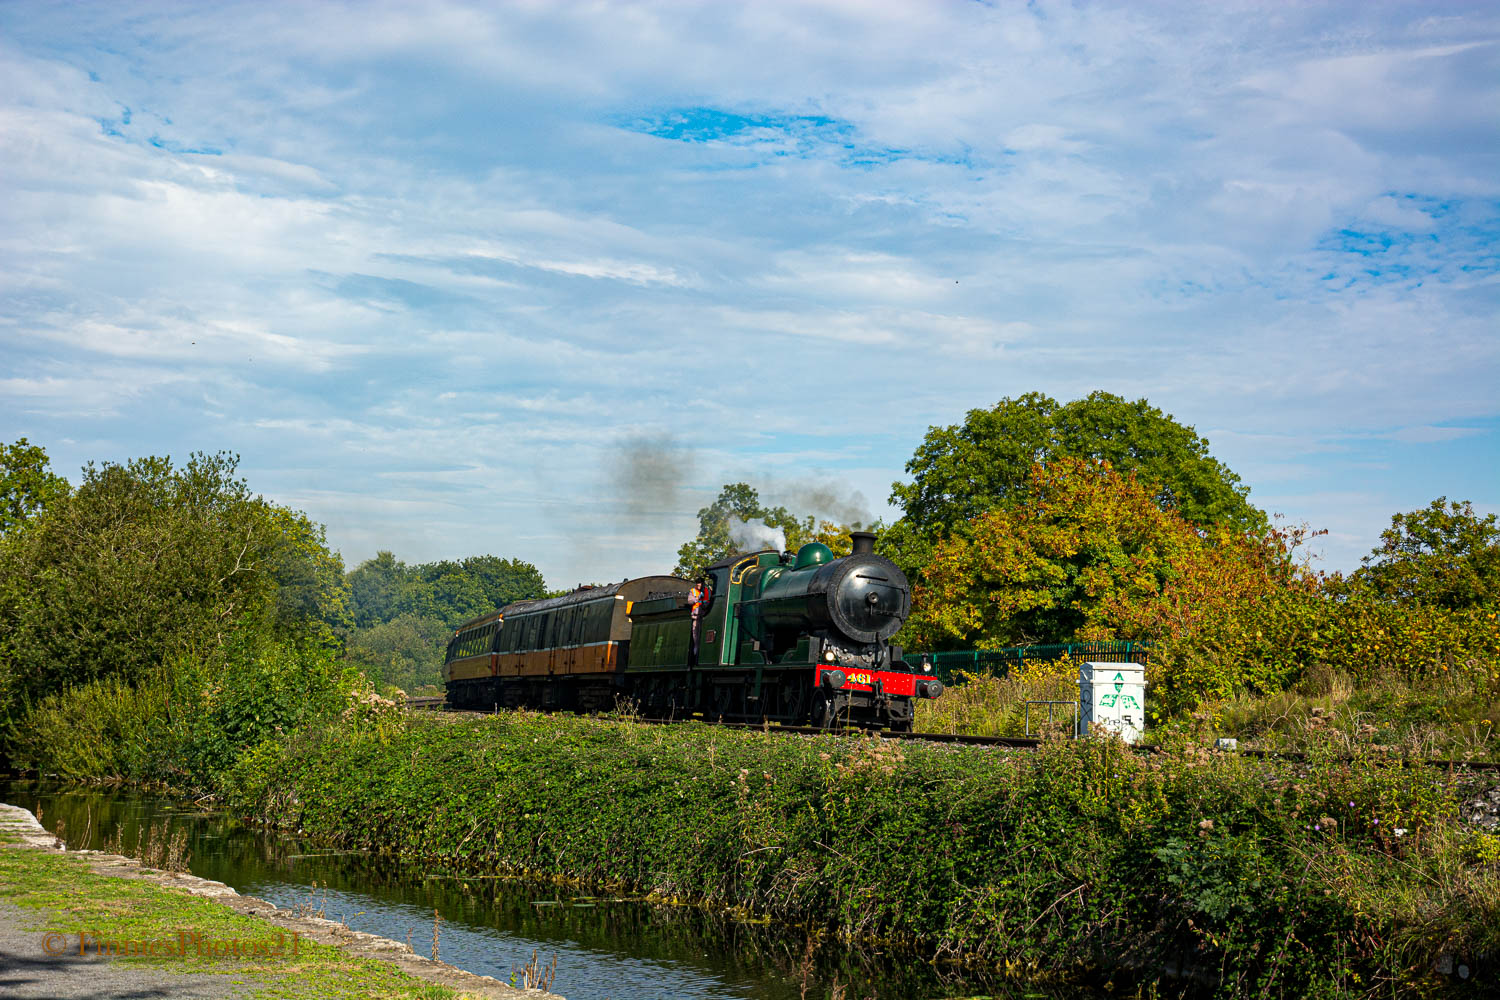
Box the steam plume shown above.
[728,515,785,553]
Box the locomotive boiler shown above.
[443,530,942,729]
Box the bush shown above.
[224,711,1499,995]
[20,634,351,791]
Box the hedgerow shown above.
[225,711,1499,996]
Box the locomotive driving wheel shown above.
[779,676,811,725]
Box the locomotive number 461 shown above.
[846,672,874,685]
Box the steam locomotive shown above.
[442,531,943,729]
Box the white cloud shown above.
[0,0,1496,586]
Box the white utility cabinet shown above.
[1078,661,1147,744]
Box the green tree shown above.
[348,551,409,628]
[0,438,69,536]
[412,555,547,625]
[344,613,451,694]
[341,551,547,692]
[884,392,1266,578]
[0,451,348,748]
[1352,497,1500,610]
[673,483,860,579]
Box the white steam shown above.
[728,516,786,554]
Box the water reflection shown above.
[1,781,1109,1000]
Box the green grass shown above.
[915,661,1500,762]
[0,835,466,1000]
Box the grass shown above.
[1211,664,1500,762]
[915,660,1500,762]
[0,833,470,1000]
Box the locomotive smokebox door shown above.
[1078,662,1147,743]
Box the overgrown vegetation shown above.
[224,710,1500,997]
[0,449,355,771]
[20,634,350,787]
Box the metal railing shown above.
[911,641,1149,684]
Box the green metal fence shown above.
[909,641,1149,684]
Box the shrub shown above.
[224,711,1499,995]
[20,633,351,791]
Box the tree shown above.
[347,552,546,630]
[1352,498,1500,611]
[341,552,548,692]
[0,452,349,728]
[908,458,1318,710]
[908,458,1209,649]
[412,555,547,625]
[348,551,409,628]
[0,438,69,537]
[345,613,451,694]
[884,392,1266,578]
[673,483,859,579]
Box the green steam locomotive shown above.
[443,531,943,729]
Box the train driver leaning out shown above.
[687,577,712,664]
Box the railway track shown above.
[403,695,1500,770]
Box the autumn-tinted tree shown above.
[883,392,1265,578]
[1351,497,1499,611]
[0,438,69,537]
[909,458,1266,647]
[907,458,1319,709]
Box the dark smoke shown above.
[767,479,871,527]
[610,434,696,519]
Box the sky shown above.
[1,0,1497,588]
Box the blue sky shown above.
[2,1,1496,587]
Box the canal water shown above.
[1,781,1100,1000]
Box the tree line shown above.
[3,389,1495,765]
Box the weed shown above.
[509,948,557,991]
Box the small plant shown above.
[431,907,440,962]
[99,820,191,872]
[290,880,327,919]
[510,948,557,991]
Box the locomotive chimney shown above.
[849,531,876,555]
